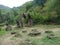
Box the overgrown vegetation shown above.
[0,0,60,25]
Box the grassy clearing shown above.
[0,25,60,45]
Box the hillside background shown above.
[0,0,60,25]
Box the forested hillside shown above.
[0,0,60,25]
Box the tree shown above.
[44,0,60,24]
[33,0,47,7]
[12,9,18,16]
[0,9,3,23]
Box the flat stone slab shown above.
[28,32,41,36]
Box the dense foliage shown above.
[0,0,60,25]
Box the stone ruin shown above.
[45,30,53,33]
[47,34,56,39]
[5,23,12,31]
[14,33,22,38]
[16,13,33,28]
[22,30,27,33]
[28,29,41,36]
[45,30,56,39]
[11,32,16,35]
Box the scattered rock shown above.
[14,33,22,37]
[22,30,27,33]
[28,29,41,36]
[45,30,53,33]
[28,31,41,36]
[32,29,37,32]
[50,34,55,36]
[6,24,12,31]
[47,34,56,39]
[11,32,16,35]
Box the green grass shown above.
[31,36,60,45]
[0,28,6,36]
